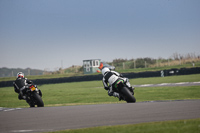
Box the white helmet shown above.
[17,72,24,78]
[101,67,110,76]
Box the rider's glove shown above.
[105,87,109,90]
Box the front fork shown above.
[38,89,42,97]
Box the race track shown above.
[0,100,200,133]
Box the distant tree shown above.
[112,58,128,67]
[172,52,179,60]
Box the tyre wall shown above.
[0,67,199,87]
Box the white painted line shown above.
[159,83,171,86]
[4,108,15,112]
[193,81,200,84]
[2,108,22,112]
[11,130,33,132]
[176,82,189,85]
[140,84,153,87]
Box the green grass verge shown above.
[1,74,200,133]
[129,74,200,85]
[1,64,199,82]
[0,73,84,82]
[47,119,200,133]
[116,63,200,73]
[0,74,200,108]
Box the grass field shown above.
[48,119,200,133]
[1,63,199,82]
[130,73,200,85]
[1,74,200,133]
[0,74,200,108]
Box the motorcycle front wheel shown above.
[120,87,136,103]
[33,92,44,107]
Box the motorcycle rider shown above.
[99,63,134,100]
[13,72,33,100]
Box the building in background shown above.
[83,59,101,74]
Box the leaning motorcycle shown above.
[24,84,44,107]
[113,81,136,103]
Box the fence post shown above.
[168,59,170,66]
[134,60,136,69]
[123,62,125,69]
[156,60,158,67]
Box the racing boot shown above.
[18,93,26,100]
[18,93,23,100]
[113,92,124,101]
[19,88,27,100]
[113,92,120,98]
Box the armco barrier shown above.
[0,75,103,87]
[0,67,199,87]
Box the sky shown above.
[0,0,200,71]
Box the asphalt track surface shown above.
[0,100,200,133]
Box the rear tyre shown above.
[121,87,136,103]
[26,97,35,107]
[33,92,44,107]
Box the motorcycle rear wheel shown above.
[121,87,136,103]
[33,92,44,107]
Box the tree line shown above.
[110,53,200,69]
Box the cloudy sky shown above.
[0,0,199,71]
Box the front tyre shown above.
[33,92,44,107]
[121,87,136,103]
